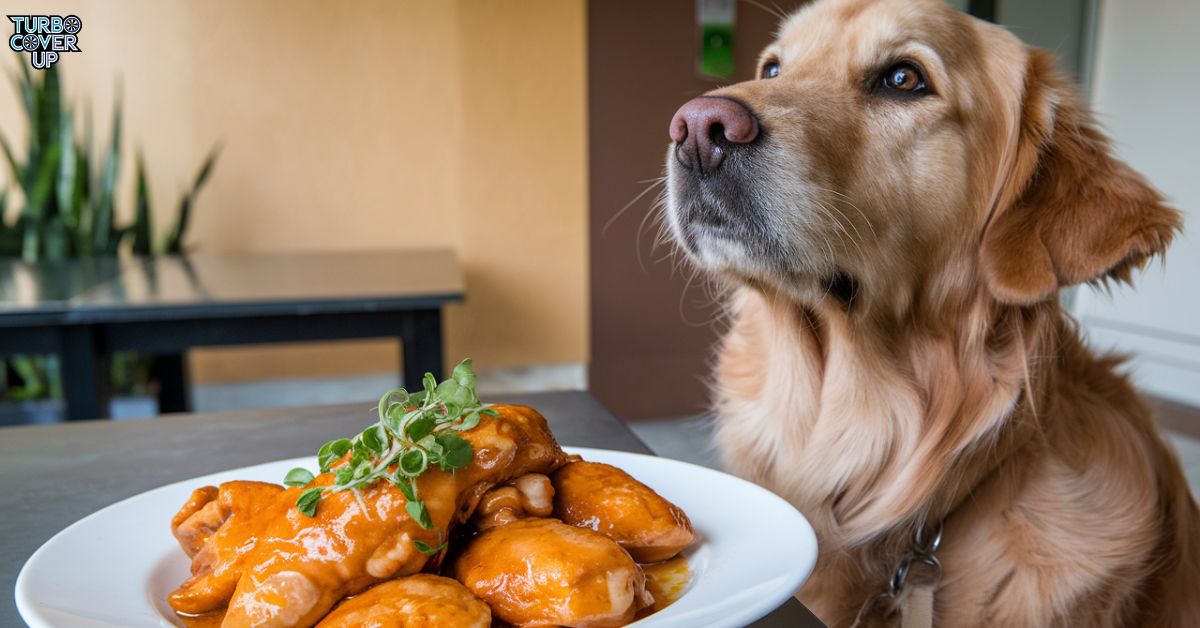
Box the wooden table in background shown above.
[0,250,463,421]
[0,391,825,627]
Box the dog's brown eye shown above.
[761,60,780,79]
[882,62,926,92]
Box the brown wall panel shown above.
[588,0,807,419]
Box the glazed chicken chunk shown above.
[316,574,490,628]
[454,518,652,627]
[471,472,555,531]
[168,481,289,615]
[552,460,695,562]
[169,405,565,627]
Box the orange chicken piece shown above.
[471,472,555,531]
[220,405,566,627]
[454,518,652,627]
[552,461,695,563]
[168,481,288,616]
[315,574,490,628]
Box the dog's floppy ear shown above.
[980,51,1181,304]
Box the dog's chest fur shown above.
[710,288,1199,626]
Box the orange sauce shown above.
[175,610,225,628]
[638,555,691,617]
[172,560,689,624]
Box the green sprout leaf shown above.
[394,476,417,502]
[317,438,353,472]
[451,358,476,388]
[296,487,324,517]
[406,499,434,530]
[437,432,473,470]
[360,424,386,454]
[352,460,373,481]
[283,468,315,487]
[407,414,436,442]
[422,373,438,399]
[414,540,448,556]
[292,359,489,553]
[453,410,481,432]
[382,404,406,436]
[377,388,409,415]
[417,434,442,457]
[398,449,427,476]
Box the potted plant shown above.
[0,64,219,424]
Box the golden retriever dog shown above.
[663,0,1200,625]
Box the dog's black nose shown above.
[669,96,759,173]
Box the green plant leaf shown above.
[398,448,427,476]
[9,355,46,399]
[56,106,77,229]
[393,476,417,501]
[452,409,481,432]
[22,139,62,262]
[414,540,447,556]
[436,432,473,470]
[131,153,152,255]
[359,424,387,454]
[163,142,220,254]
[296,487,324,517]
[91,92,120,254]
[406,499,433,530]
[406,413,436,442]
[70,145,90,254]
[44,218,67,261]
[451,358,476,388]
[317,438,353,472]
[35,66,61,152]
[0,134,22,194]
[44,354,62,399]
[283,467,315,487]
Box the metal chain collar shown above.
[891,520,943,593]
[852,519,945,626]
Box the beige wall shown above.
[0,0,588,383]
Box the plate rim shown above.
[15,446,817,628]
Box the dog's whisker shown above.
[636,194,674,273]
[740,0,788,21]
[604,176,666,236]
[812,198,864,261]
[822,187,879,241]
[816,196,867,251]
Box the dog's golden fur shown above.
[664,0,1200,625]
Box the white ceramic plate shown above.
[16,447,816,628]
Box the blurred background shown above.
[0,0,1196,486]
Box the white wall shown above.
[996,0,1093,83]
[1074,0,1200,407]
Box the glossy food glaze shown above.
[453,518,652,627]
[169,481,288,615]
[552,461,695,562]
[168,405,565,627]
[315,574,490,628]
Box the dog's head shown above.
[665,0,1180,312]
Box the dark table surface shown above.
[0,249,465,325]
[0,390,823,627]
[0,249,465,421]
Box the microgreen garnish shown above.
[283,358,497,555]
[414,539,448,555]
[283,468,314,487]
